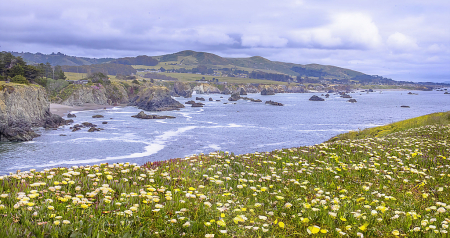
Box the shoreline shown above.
[50,103,123,117]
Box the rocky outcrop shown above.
[228,92,241,101]
[105,82,129,104]
[348,99,357,103]
[131,111,175,119]
[171,82,193,98]
[261,88,275,95]
[239,88,247,95]
[128,86,184,111]
[309,95,325,101]
[60,84,109,106]
[0,83,68,141]
[265,100,283,106]
[192,84,221,94]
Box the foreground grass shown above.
[1,113,450,237]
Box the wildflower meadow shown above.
[1,112,450,237]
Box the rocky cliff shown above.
[191,83,307,95]
[0,82,67,141]
[128,86,184,111]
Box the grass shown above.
[1,111,450,237]
[328,111,450,142]
[64,72,119,81]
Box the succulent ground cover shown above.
[1,113,450,237]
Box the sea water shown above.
[0,90,449,175]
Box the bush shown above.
[11,75,29,84]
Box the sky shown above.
[1,0,449,83]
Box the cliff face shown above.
[191,83,307,94]
[128,86,184,111]
[0,83,50,141]
[60,84,109,106]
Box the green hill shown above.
[10,52,113,66]
[9,50,384,82]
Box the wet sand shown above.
[50,103,117,117]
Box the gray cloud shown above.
[0,0,449,82]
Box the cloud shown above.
[289,13,382,50]
[387,32,419,52]
[0,0,449,82]
[241,35,288,48]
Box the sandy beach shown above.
[50,103,117,117]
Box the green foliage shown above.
[62,63,136,76]
[85,72,110,85]
[46,79,69,99]
[58,84,81,102]
[111,55,158,66]
[10,75,29,84]
[328,111,450,142]
[132,79,140,85]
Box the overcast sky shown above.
[1,0,449,82]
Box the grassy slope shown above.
[1,110,449,237]
[328,111,450,142]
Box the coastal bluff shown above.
[0,83,67,141]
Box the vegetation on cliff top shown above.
[0,112,449,237]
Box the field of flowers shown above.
[1,117,450,237]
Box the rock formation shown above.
[171,82,193,98]
[128,86,184,111]
[309,95,325,101]
[131,111,175,119]
[265,100,284,106]
[261,88,275,95]
[0,83,68,141]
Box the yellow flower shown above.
[392,230,400,236]
[106,175,113,180]
[307,226,321,234]
[278,222,285,228]
[340,217,347,222]
[358,222,369,231]
[217,220,226,227]
[320,229,328,233]
[48,206,54,210]
[301,218,310,223]
[54,220,60,225]
[62,220,70,224]
[221,213,225,218]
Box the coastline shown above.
[50,103,120,117]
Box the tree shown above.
[54,65,66,80]
[11,75,28,84]
[159,67,166,72]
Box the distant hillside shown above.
[61,63,136,76]
[10,52,113,66]
[8,50,383,82]
[154,50,365,80]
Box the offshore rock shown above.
[131,111,175,119]
[265,100,284,106]
[309,95,325,101]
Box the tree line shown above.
[62,63,137,76]
[0,52,66,85]
[110,55,158,66]
[248,71,293,82]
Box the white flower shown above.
[182,221,190,227]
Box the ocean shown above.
[0,90,449,175]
